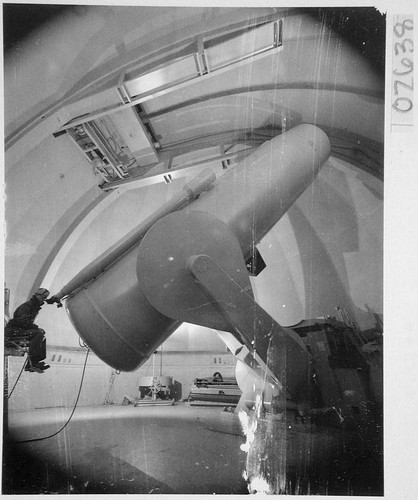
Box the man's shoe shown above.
[37,362,51,369]
[33,362,50,371]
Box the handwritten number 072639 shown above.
[392,19,414,115]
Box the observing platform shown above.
[4,339,30,357]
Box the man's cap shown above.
[34,288,50,299]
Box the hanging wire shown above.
[7,356,28,399]
[16,348,90,444]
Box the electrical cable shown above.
[16,348,90,444]
[7,356,28,399]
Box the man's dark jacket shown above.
[6,297,42,332]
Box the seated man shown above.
[5,288,52,373]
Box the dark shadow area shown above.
[306,7,386,75]
[3,3,73,52]
[3,435,175,494]
[3,435,81,494]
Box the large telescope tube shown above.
[65,124,330,371]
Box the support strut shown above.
[186,254,311,400]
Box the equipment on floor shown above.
[188,372,241,406]
[123,376,174,406]
[138,375,173,401]
[123,351,175,406]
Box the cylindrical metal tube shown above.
[187,123,330,256]
[65,124,330,371]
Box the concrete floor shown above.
[4,403,248,494]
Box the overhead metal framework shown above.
[55,17,286,189]
[59,17,283,130]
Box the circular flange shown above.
[137,209,252,330]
